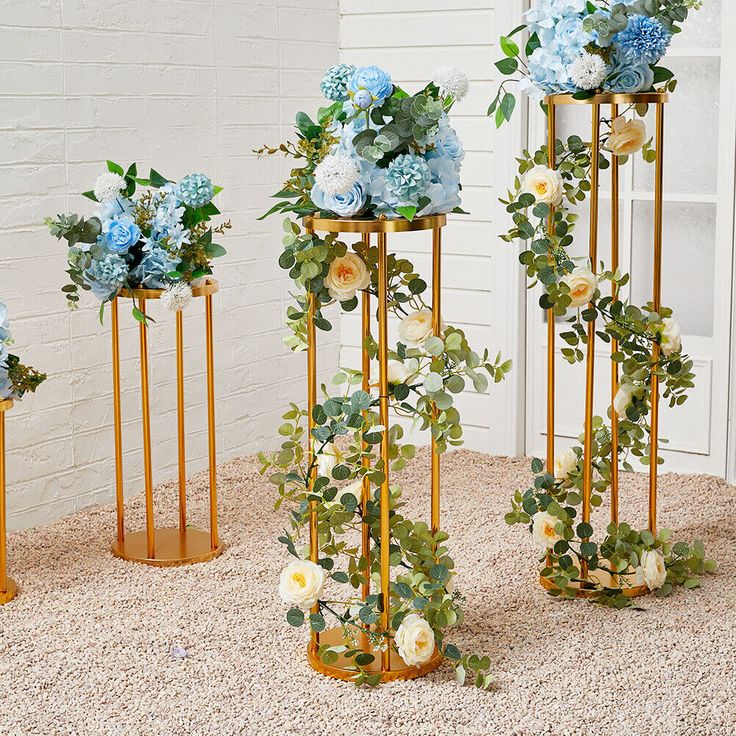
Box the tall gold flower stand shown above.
[0,398,18,604]
[109,278,223,567]
[542,92,668,598]
[302,214,446,681]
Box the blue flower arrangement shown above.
[257,64,469,222]
[0,302,45,401]
[489,0,702,123]
[46,162,231,323]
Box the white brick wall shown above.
[1,0,340,530]
[338,0,527,455]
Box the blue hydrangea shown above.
[177,173,214,208]
[554,15,593,62]
[420,157,462,216]
[614,14,672,65]
[525,0,587,43]
[133,245,181,289]
[348,66,393,107]
[0,302,10,343]
[604,51,655,93]
[320,63,356,101]
[85,253,129,301]
[527,42,576,94]
[384,154,432,206]
[426,117,464,171]
[311,181,367,218]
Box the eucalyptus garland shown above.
[501,107,716,606]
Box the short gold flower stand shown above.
[0,398,18,604]
[302,214,446,681]
[109,278,223,567]
[543,92,669,598]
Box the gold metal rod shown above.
[649,102,665,535]
[431,226,442,535]
[610,102,620,525]
[176,310,187,532]
[205,295,218,549]
[361,235,371,602]
[377,231,391,673]
[111,297,125,544]
[138,298,155,559]
[546,99,557,473]
[0,411,6,594]
[306,227,319,653]
[582,104,601,581]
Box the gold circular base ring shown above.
[306,627,443,683]
[546,91,669,106]
[111,527,224,567]
[540,569,649,599]
[119,277,219,300]
[304,214,446,235]
[0,578,18,605]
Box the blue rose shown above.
[348,66,393,106]
[427,117,465,170]
[311,181,366,218]
[604,53,654,93]
[105,217,141,254]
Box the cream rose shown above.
[387,359,414,385]
[279,560,325,609]
[562,266,597,309]
[660,318,682,357]
[554,447,578,482]
[316,441,343,479]
[398,309,443,346]
[325,479,362,510]
[637,549,667,591]
[607,116,646,157]
[613,383,635,420]
[521,164,564,207]
[325,252,370,302]
[531,511,562,550]
[394,613,436,667]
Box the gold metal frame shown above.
[543,93,667,598]
[302,215,445,682]
[109,278,223,566]
[0,398,18,604]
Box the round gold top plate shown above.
[0,398,14,413]
[546,91,669,106]
[303,214,446,234]
[119,277,219,300]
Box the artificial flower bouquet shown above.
[0,301,45,401]
[257,64,468,222]
[489,0,702,124]
[46,161,230,323]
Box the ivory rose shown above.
[399,309,443,346]
[325,252,370,302]
[562,267,597,308]
[387,359,414,384]
[316,441,343,479]
[660,318,682,357]
[531,511,562,550]
[607,116,646,157]
[613,383,635,420]
[279,560,325,609]
[554,447,578,482]
[394,614,436,667]
[521,165,564,206]
[638,549,667,591]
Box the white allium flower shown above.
[569,52,607,91]
[314,153,360,196]
[432,65,469,102]
[93,172,127,203]
[161,282,193,312]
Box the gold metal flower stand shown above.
[542,92,668,598]
[302,214,446,681]
[0,398,18,604]
[109,277,223,567]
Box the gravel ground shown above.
[0,449,734,736]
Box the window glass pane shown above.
[670,1,722,49]
[630,201,715,337]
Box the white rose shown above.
[607,116,646,157]
[562,266,597,309]
[554,447,578,482]
[660,318,682,357]
[316,441,343,479]
[399,309,443,347]
[521,164,564,206]
[326,479,362,510]
[387,359,414,385]
[394,613,436,667]
[637,549,667,591]
[325,252,371,302]
[531,511,562,550]
[613,383,635,421]
[279,560,325,609]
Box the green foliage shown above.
[2,353,46,398]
